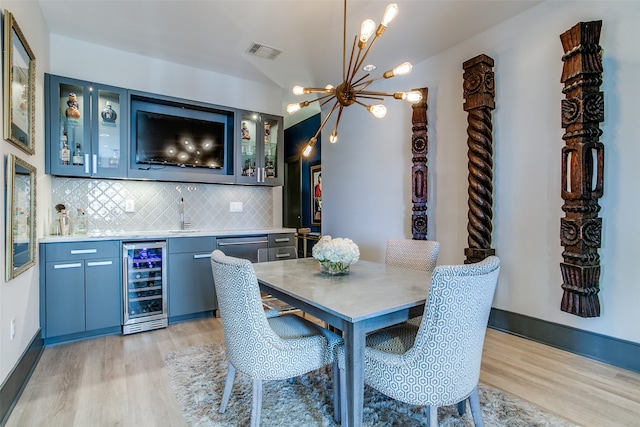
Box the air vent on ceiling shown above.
[246,42,282,60]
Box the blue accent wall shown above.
[284,114,321,232]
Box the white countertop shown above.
[39,228,297,243]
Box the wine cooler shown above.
[122,241,168,335]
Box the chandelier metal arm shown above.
[355,90,398,98]
[313,100,341,141]
[342,0,348,82]
[303,87,337,94]
[346,35,359,83]
[354,94,385,102]
[333,105,345,133]
[351,32,382,81]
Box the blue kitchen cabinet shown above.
[167,236,217,320]
[236,111,284,186]
[41,241,122,342]
[45,74,128,178]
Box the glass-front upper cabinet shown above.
[45,74,128,178]
[236,111,283,186]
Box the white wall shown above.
[0,0,49,384]
[49,35,283,115]
[324,0,640,344]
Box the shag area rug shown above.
[165,344,577,427]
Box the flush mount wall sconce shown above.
[287,0,423,157]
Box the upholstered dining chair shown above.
[256,246,302,316]
[385,238,440,272]
[210,250,343,427]
[338,256,500,426]
[386,238,440,328]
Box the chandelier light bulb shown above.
[302,145,313,157]
[402,91,423,103]
[381,3,399,27]
[325,84,335,91]
[393,61,412,76]
[292,85,305,95]
[286,103,302,114]
[368,104,387,118]
[330,130,338,143]
[302,141,315,157]
[360,19,376,44]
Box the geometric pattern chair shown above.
[210,250,343,427]
[386,238,440,328]
[338,256,500,427]
[385,238,440,272]
[257,246,302,316]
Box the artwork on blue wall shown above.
[311,164,321,226]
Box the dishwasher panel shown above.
[215,235,268,263]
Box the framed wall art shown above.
[311,164,321,225]
[3,10,36,155]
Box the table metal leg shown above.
[343,321,366,427]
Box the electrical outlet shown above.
[230,202,243,212]
[125,199,135,212]
[10,318,15,340]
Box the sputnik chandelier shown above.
[286,0,422,157]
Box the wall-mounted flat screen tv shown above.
[132,101,228,170]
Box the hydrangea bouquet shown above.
[312,235,360,276]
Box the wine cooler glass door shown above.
[123,241,168,334]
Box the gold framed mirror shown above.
[3,9,36,154]
[5,154,37,281]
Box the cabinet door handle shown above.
[53,262,82,269]
[70,249,98,255]
[193,253,212,259]
[87,260,113,267]
[84,154,90,174]
[92,154,98,174]
[275,253,292,259]
[218,240,268,246]
[274,238,290,243]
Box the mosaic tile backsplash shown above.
[50,178,273,235]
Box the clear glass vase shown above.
[319,261,350,276]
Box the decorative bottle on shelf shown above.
[60,133,70,165]
[72,142,84,165]
[101,101,117,123]
[74,208,88,235]
[264,121,271,144]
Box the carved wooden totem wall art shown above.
[411,88,429,240]
[559,21,604,317]
[462,54,496,264]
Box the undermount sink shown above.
[168,229,200,234]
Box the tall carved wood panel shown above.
[559,21,604,317]
[411,88,429,240]
[463,54,496,264]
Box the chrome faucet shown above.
[179,197,191,230]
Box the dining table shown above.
[252,257,431,427]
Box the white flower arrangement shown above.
[312,235,360,275]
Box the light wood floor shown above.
[5,317,640,426]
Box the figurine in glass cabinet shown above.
[65,93,81,119]
[241,121,251,140]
